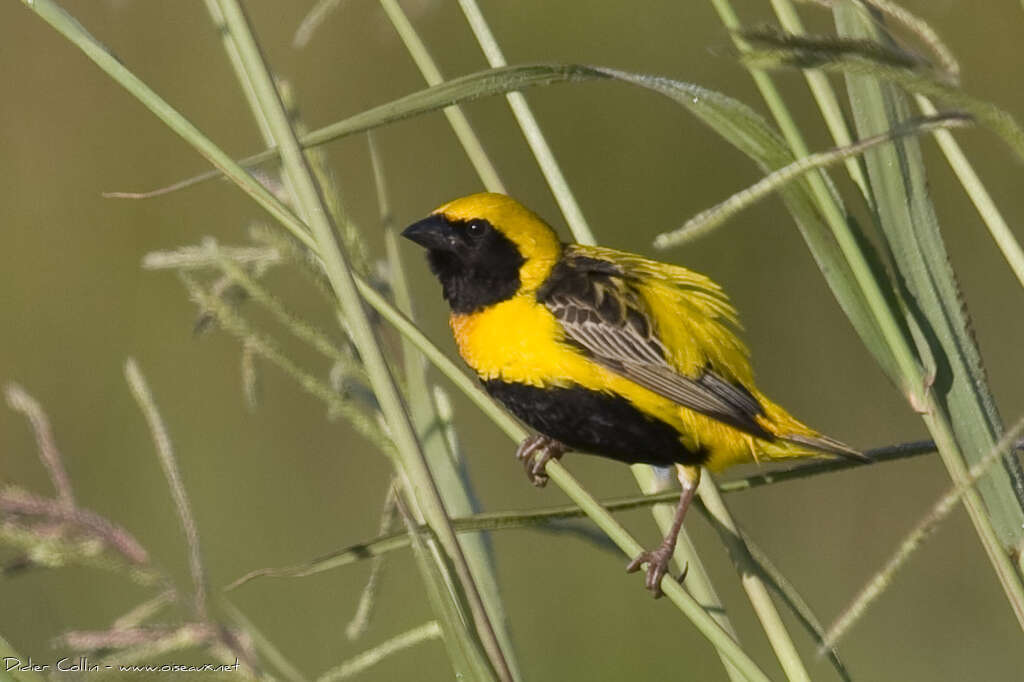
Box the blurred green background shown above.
[2,1,1023,680]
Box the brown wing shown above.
[537,252,773,440]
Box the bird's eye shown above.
[466,220,488,237]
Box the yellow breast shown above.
[450,296,595,386]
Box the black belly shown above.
[482,379,707,467]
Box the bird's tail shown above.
[777,432,868,462]
[754,393,868,463]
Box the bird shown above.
[402,192,866,597]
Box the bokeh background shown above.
[2,1,1023,679]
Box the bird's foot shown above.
[626,545,687,598]
[514,435,567,487]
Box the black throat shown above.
[426,223,527,314]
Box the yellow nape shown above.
[435,192,562,291]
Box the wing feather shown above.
[539,248,772,439]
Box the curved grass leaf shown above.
[106,64,609,199]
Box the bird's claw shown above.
[626,546,685,598]
[515,435,566,487]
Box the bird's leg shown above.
[514,434,568,487]
[626,466,701,598]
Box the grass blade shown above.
[833,0,1024,623]
[104,64,608,199]
[697,479,811,682]
[914,95,1024,291]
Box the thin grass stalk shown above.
[21,6,766,672]
[221,600,309,682]
[345,483,396,641]
[4,383,75,507]
[124,359,208,622]
[210,1,512,678]
[317,622,442,682]
[182,274,388,444]
[914,95,1024,290]
[293,0,344,49]
[377,0,505,193]
[830,0,960,79]
[768,0,874,201]
[825,415,1024,647]
[699,511,850,680]
[456,0,595,244]
[210,248,357,368]
[698,478,810,682]
[738,43,1024,163]
[112,590,176,630]
[541,460,772,682]
[774,0,1024,506]
[834,1,1024,623]
[628,466,746,682]
[381,177,522,677]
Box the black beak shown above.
[401,215,456,251]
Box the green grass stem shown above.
[457,0,596,244]
[221,600,309,682]
[209,1,512,677]
[914,96,1024,291]
[378,0,505,193]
